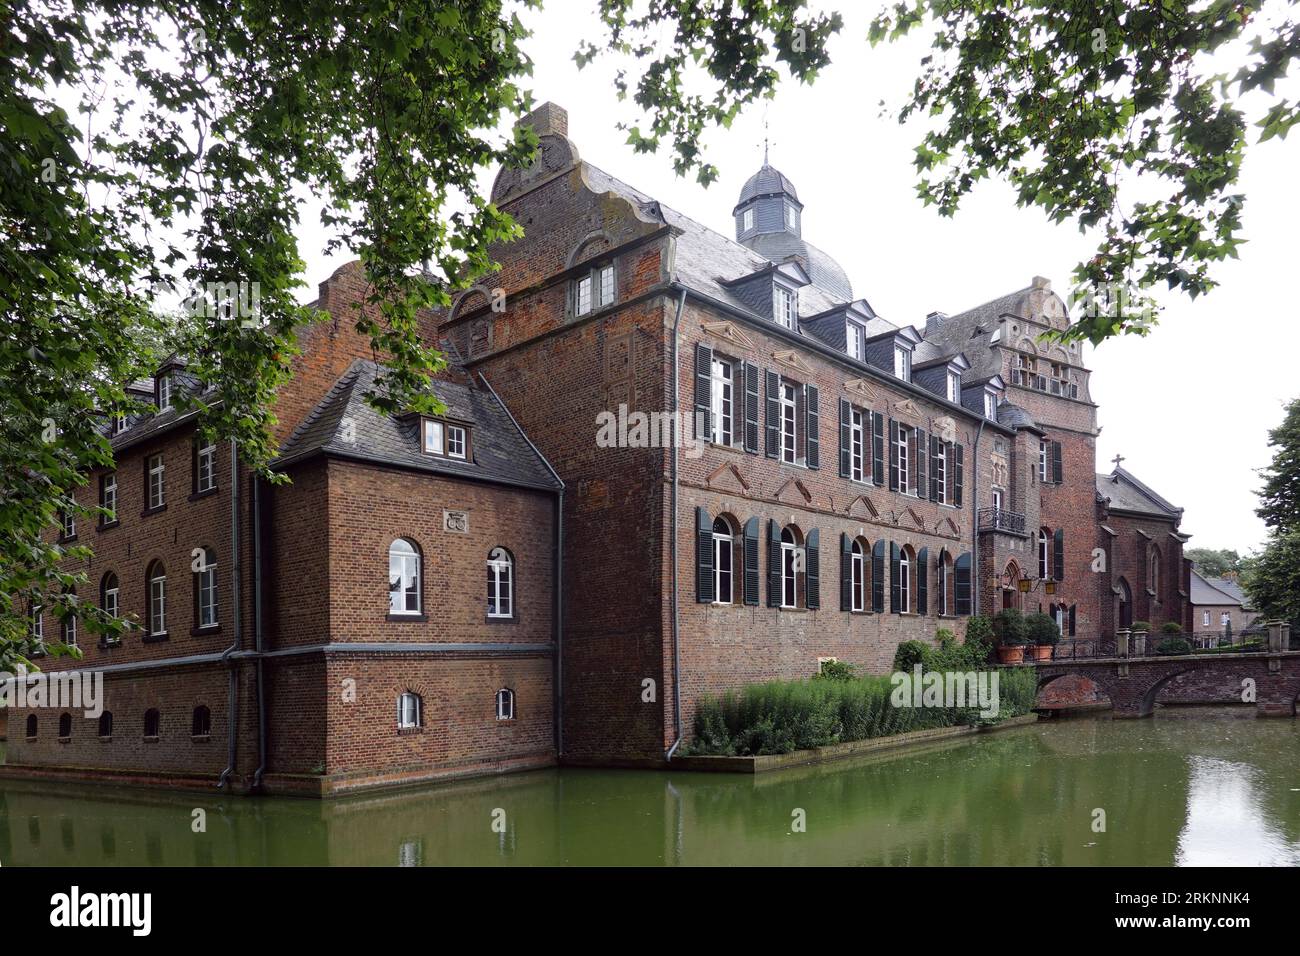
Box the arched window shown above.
[25,714,37,738]
[487,547,514,619]
[712,517,735,604]
[938,550,953,616]
[1038,529,1050,580]
[192,705,211,737]
[98,711,113,738]
[146,561,167,636]
[388,539,421,615]
[850,538,867,612]
[780,526,802,609]
[101,572,119,619]
[1148,546,1161,598]
[143,708,160,738]
[496,688,515,721]
[397,691,422,729]
[60,588,77,647]
[194,547,218,629]
[898,546,914,613]
[58,712,72,738]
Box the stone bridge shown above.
[1032,651,1300,718]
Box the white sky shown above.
[294,0,1300,555]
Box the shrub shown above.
[993,608,1028,645]
[1160,621,1184,634]
[815,659,857,681]
[1024,612,1060,645]
[1131,620,1151,632]
[893,640,930,672]
[1156,637,1192,656]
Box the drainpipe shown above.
[665,285,688,761]
[251,474,267,790]
[971,419,986,616]
[218,439,242,789]
[552,489,564,756]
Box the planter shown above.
[1029,644,1054,661]
[996,645,1025,664]
[1132,632,1148,656]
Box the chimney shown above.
[1031,275,1051,291]
[518,101,568,139]
[925,311,948,334]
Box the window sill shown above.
[25,736,36,742]
[850,609,873,616]
[486,615,516,624]
[98,639,123,650]
[192,734,211,743]
[58,736,71,744]
[143,736,159,744]
[99,735,112,742]
[496,718,518,725]
[141,505,167,517]
[777,605,808,613]
[97,520,120,532]
[397,727,423,736]
[188,488,219,502]
[142,632,169,644]
[387,613,426,623]
[59,535,78,545]
[191,625,221,637]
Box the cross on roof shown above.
[1111,453,1125,469]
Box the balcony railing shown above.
[978,507,1026,534]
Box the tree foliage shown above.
[1245,397,1300,624]
[1,0,537,665]
[580,0,1300,343]
[1185,547,1244,577]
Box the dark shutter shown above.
[954,443,964,507]
[694,343,712,442]
[764,370,780,458]
[840,532,852,611]
[743,362,760,453]
[871,412,885,485]
[805,384,820,469]
[917,546,928,615]
[696,507,714,603]
[888,419,899,491]
[1053,527,1065,582]
[1068,604,1077,636]
[915,428,927,500]
[871,540,885,612]
[838,399,851,478]
[890,541,901,613]
[767,519,782,607]
[742,517,760,605]
[1051,440,1063,484]
[928,435,939,502]
[954,552,972,615]
[806,528,820,609]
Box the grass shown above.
[685,667,1039,757]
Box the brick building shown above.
[2,101,1190,792]
[1189,569,1260,643]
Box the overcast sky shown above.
[294,0,1300,556]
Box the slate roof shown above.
[742,232,854,301]
[1095,467,1183,520]
[921,287,1033,381]
[274,358,561,492]
[996,401,1038,431]
[735,163,800,207]
[1190,569,1247,607]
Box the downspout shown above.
[665,285,688,761]
[218,439,242,789]
[251,474,267,790]
[971,418,986,616]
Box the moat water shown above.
[1,708,1297,866]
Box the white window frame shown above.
[197,442,217,493]
[1202,610,1210,627]
[992,487,1003,511]
[397,692,421,729]
[1221,611,1230,627]
[103,575,119,619]
[935,442,948,504]
[894,345,911,382]
[779,382,797,464]
[112,412,127,435]
[947,370,961,402]
[1038,531,1050,580]
[1039,440,1049,481]
[938,555,949,616]
[896,424,910,494]
[713,520,734,604]
[780,527,799,609]
[62,510,75,539]
[849,408,865,482]
[102,472,117,522]
[984,390,997,420]
[772,285,795,330]
[598,264,615,307]
[149,567,166,636]
[487,547,514,618]
[710,357,733,446]
[847,321,865,361]
[148,454,165,509]
[422,419,444,455]
[446,425,467,460]
[496,688,515,721]
[197,551,218,629]
[742,208,754,232]
[157,373,172,411]
[388,540,421,615]
[574,274,594,316]
[31,607,43,643]
[851,539,866,612]
[899,549,911,613]
[785,203,797,229]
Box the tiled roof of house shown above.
[1095,466,1183,520]
[274,358,561,492]
[1190,568,1246,607]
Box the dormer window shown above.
[572,263,616,318]
[772,285,796,330]
[157,373,172,411]
[742,208,754,232]
[983,390,997,420]
[784,203,797,229]
[422,419,469,460]
[847,321,865,361]
[947,370,961,402]
[111,412,127,435]
[893,345,911,382]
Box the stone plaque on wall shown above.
[444,510,469,534]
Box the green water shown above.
[1,708,1297,866]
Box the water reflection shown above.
[0,708,1295,866]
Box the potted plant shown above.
[1131,620,1150,656]
[993,608,1028,664]
[1025,612,1060,661]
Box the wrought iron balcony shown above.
[978,507,1026,534]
